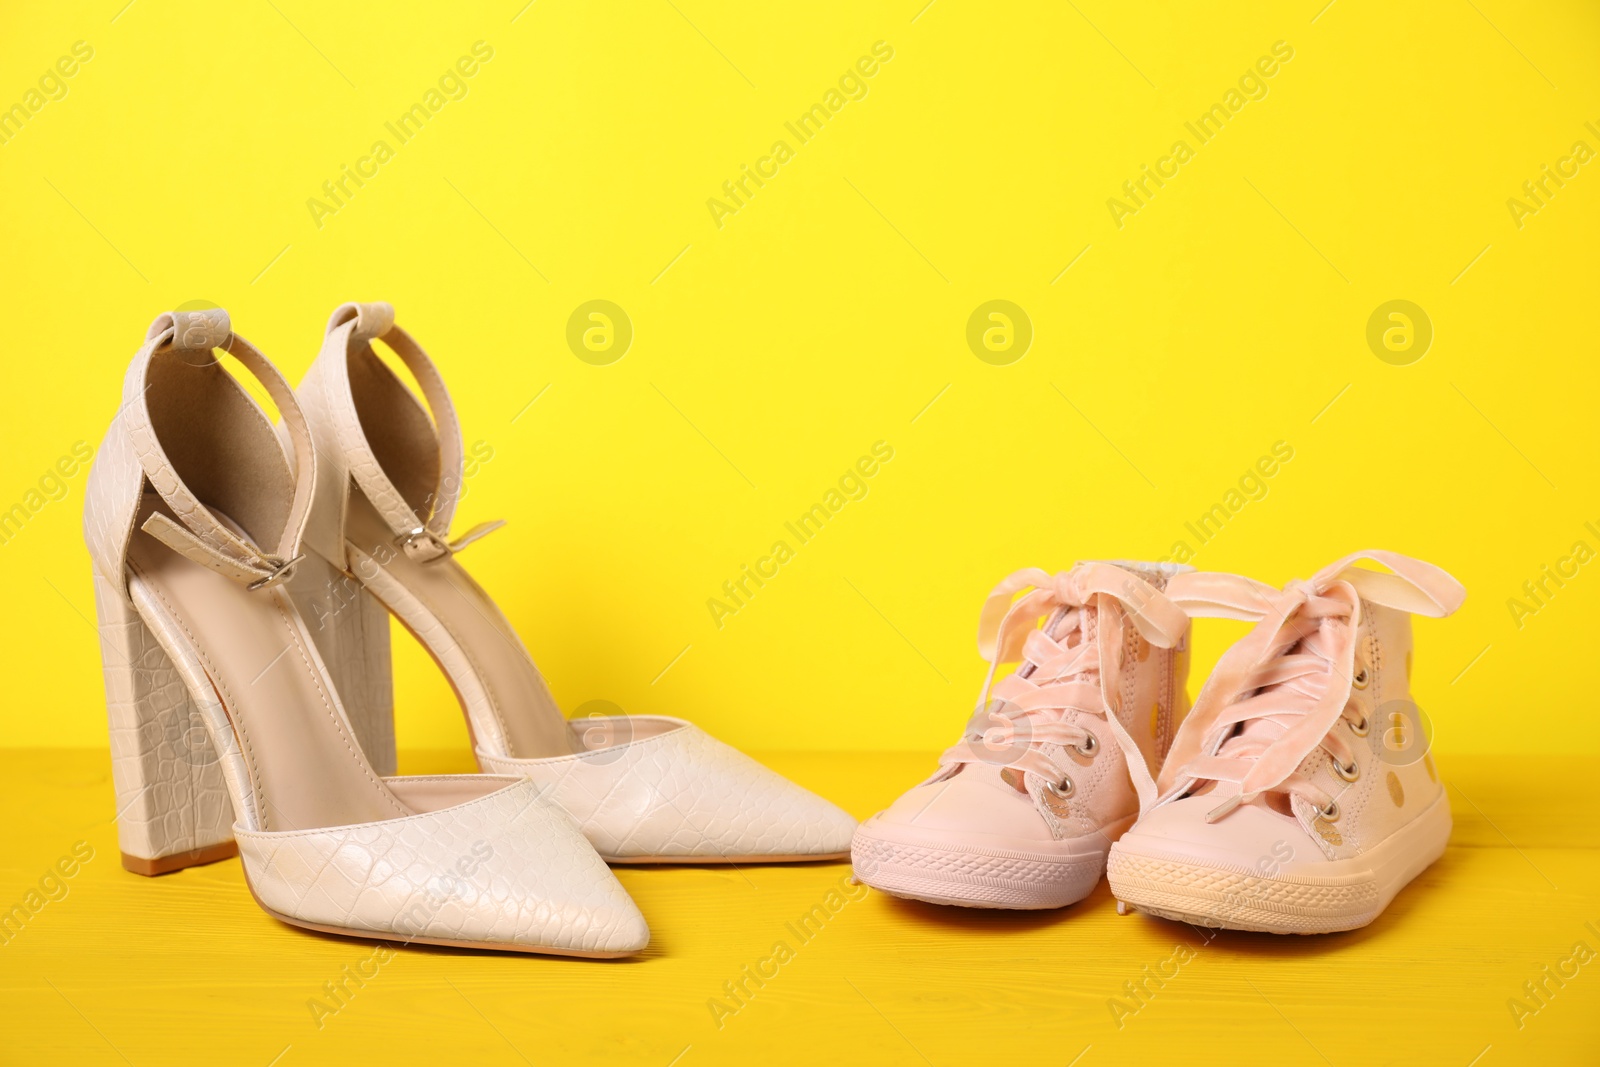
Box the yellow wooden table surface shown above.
[1,749,1595,1066]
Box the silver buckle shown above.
[247,554,304,591]
[398,527,452,562]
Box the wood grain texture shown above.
[1,750,1595,1065]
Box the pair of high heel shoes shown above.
[85,303,857,957]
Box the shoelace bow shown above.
[1159,550,1466,823]
[939,563,1192,811]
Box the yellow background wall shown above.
[2,0,1595,757]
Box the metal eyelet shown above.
[1318,799,1340,820]
[1077,733,1098,757]
[1348,712,1370,737]
[1352,665,1370,690]
[1333,756,1360,782]
[1045,776,1074,799]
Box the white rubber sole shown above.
[1106,792,1452,934]
[850,815,1133,910]
[605,850,850,865]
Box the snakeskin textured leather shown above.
[236,778,650,954]
[478,719,858,860]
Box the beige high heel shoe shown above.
[288,302,858,863]
[84,308,649,956]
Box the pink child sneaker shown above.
[851,561,1262,909]
[1106,550,1466,934]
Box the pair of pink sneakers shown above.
[851,555,1466,934]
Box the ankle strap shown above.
[121,310,317,589]
[315,302,497,563]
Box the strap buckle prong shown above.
[398,527,453,563]
[247,554,305,592]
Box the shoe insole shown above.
[126,497,411,832]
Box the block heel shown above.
[92,572,237,875]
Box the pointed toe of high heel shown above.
[481,718,858,862]
[235,779,651,956]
